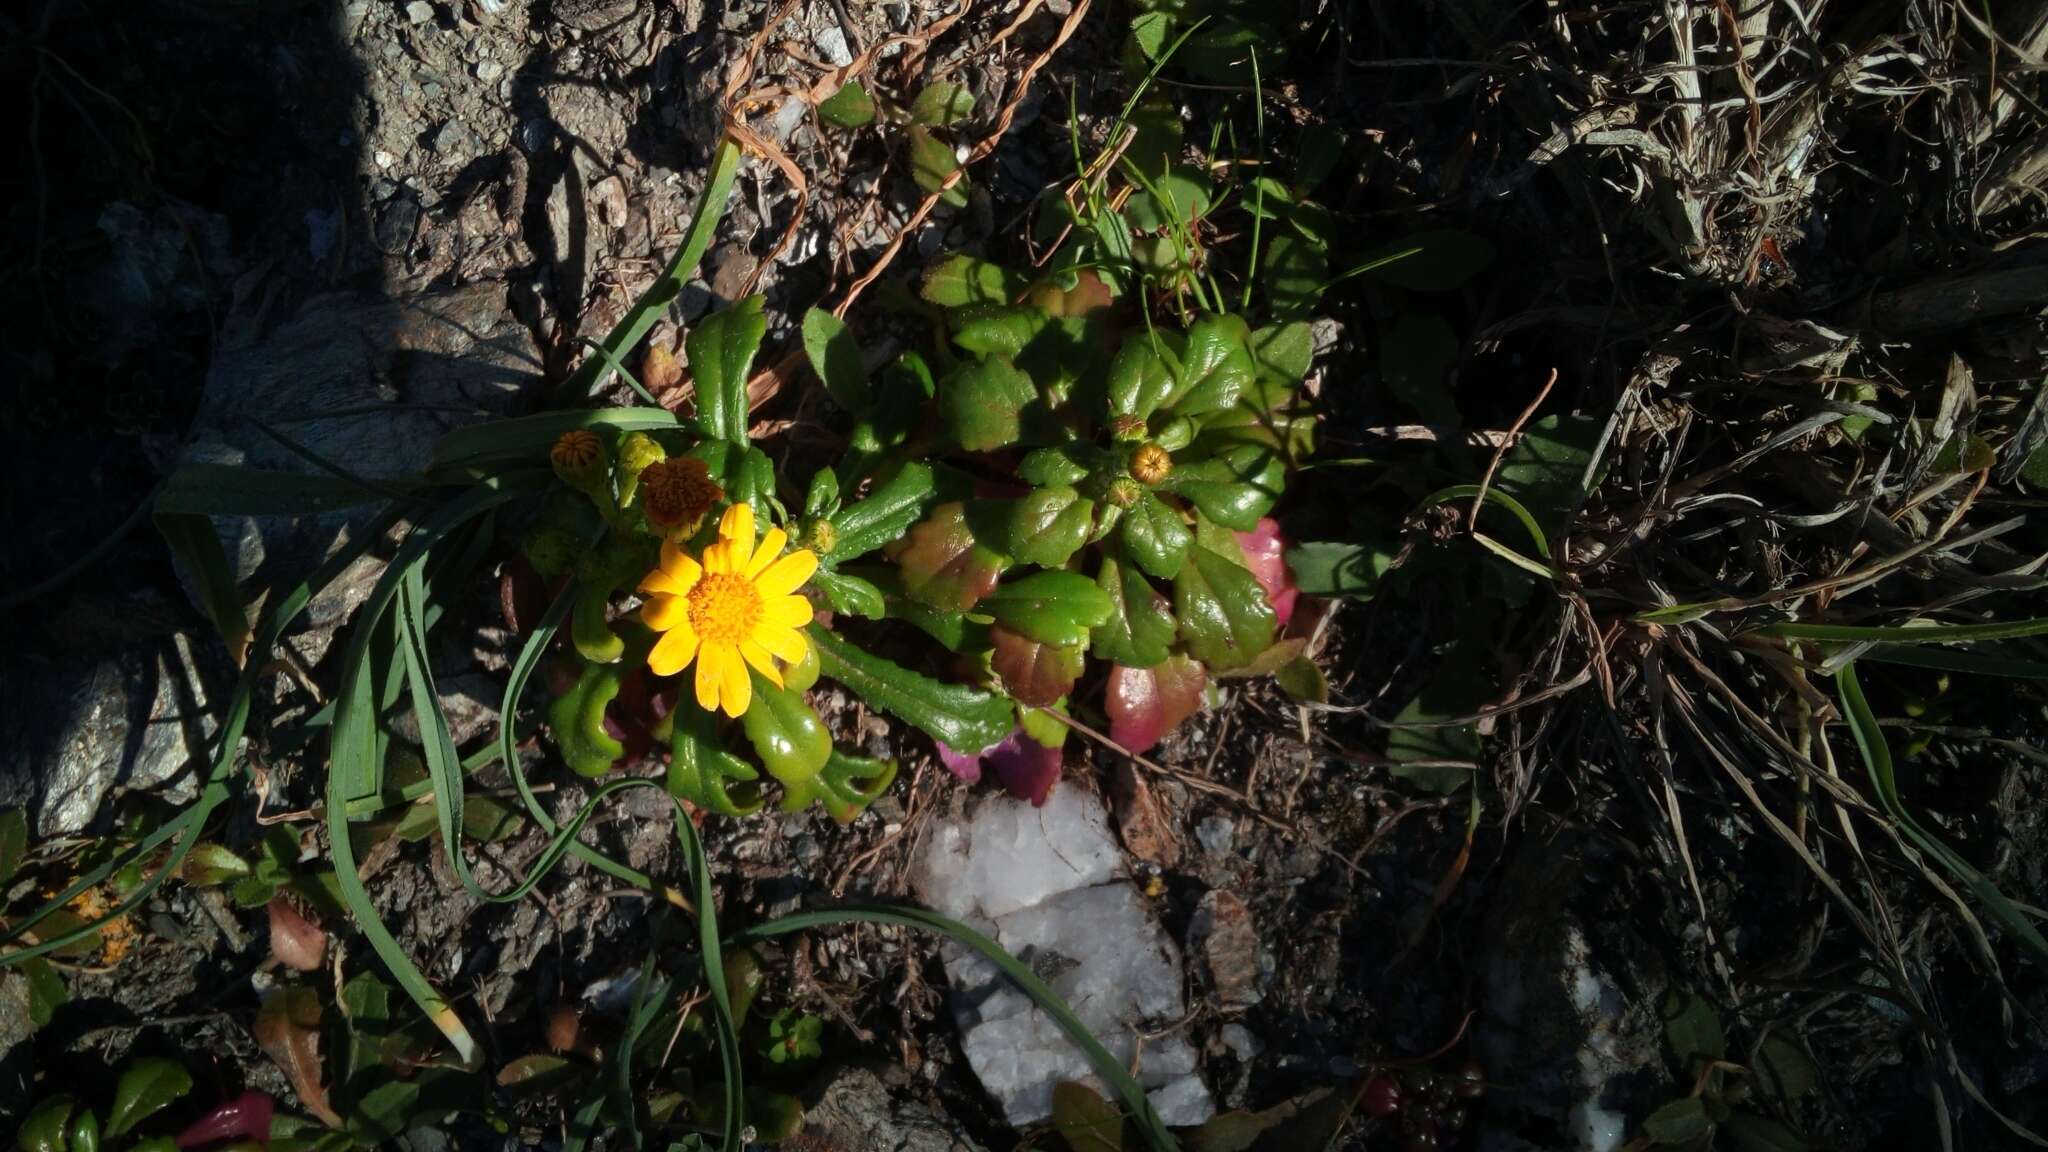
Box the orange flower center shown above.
[688,572,762,643]
[1130,443,1173,485]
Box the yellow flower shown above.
[638,502,817,718]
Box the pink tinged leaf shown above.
[175,1091,275,1149]
[267,898,326,973]
[985,731,1063,806]
[1234,517,1299,628]
[934,740,987,783]
[1107,656,1208,754]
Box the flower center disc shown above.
[687,572,762,642]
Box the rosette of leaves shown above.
[800,255,1313,762]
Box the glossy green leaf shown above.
[16,1096,74,1152]
[810,627,1015,752]
[1663,990,1727,1063]
[922,253,1027,307]
[1359,229,1494,291]
[812,568,886,618]
[741,672,832,787]
[1250,321,1314,382]
[1170,314,1256,416]
[1106,335,1179,424]
[1159,445,1284,531]
[991,626,1086,708]
[1009,487,1096,568]
[892,502,1010,611]
[804,469,840,520]
[828,461,940,564]
[941,355,1036,451]
[802,307,870,413]
[1173,545,1276,670]
[781,750,900,824]
[688,294,768,446]
[910,80,976,125]
[816,81,876,128]
[908,126,967,208]
[1286,540,1394,599]
[1020,443,1102,487]
[982,571,1115,648]
[0,808,25,886]
[952,305,1047,359]
[1092,555,1176,668]
[24,956,66,1030]
[549,663,625,778]
[667,695,765,817]
[66,1108,96,1152]
[1645,1098,1714,1145]
[106,1059,193,1138]
[1120,492,1192,580]
[177,842,251,887]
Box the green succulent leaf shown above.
[816,81,877,128]
[1106,335,1180,424]
[1092,555,1177,668]
[827,461,941,563]
[910,80,976,126]
[1120,491,1192,580]
[1169,314,1256,416]
[67,1106,97,1152]
[688,294,768,446]
[940,355,1037,451]
[1019,443,1100,487]
[1159,445,1284,531]
[922,253,1028,308]
[1008,487,1097,568]
[106,1059,193,1138]
[667,696,764,816]
[741,672,833,787]
[1174,544,1277,671]
[802,307,870,413]
[982,571,1114,648]
[16,1096,75,1152]
[804,469,840,521]
[781,751,900,824]
[1250,321,1314,381]
[908,126,968,208]
[991,626,1087,708]
[891,501,1011,611]
[24,956,67,1031]
[549,663,625,778]
[812,568,886,618]
[810,626,1015,752]
[952,305,1048,359]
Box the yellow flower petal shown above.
[763,594,813,630]
[639,550,701,597]
[746,528,789,579]
[754,548,819,598]
[648,622,700,676]
[720,503,756,569]
[754,623,809,665]
[641,593,691,632]
[718,648,752,717]
[694,641,727,712]
[739,638,784,687]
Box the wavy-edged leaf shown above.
[811,626,1014,751]
[1174,544,1276,670]
[1106,656,1206,754]
[923,253,1027,308]
[891,502,1009,611]
[1009,487,1096,568]
[689,294,768,446]
[780,750,899,823]
[667,695,765,817]
[1106,335,1179,424]
[1124,164,1212,233]
[1092,555,1176,668]
[741,672,833,787]
[982,571,1114,648]
[952,304,1047,359]
[941,355,1036,451]
[812,568,885,618]
[1160,446,1284,531]
[828,461,941,564]
[1121,491,1192,579]
[991,626,1085,708]
[1169,314,1256,416]
[1250,321,1314,382]
[801,307,869,413]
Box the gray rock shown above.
[913,788,1214,1128]
[406,1,435,24]
[178,279,539,662]
[1,631,223,836]
[1195,814,1235,857]
[806,1066,982,1152]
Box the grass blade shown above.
[731,905,1176,1152]
[1769,617,2048,644]
[155,511,253,666]
[1420,483,1551,559]
[1837,663,2048,967]
[427,410,681,481]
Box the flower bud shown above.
[1104,476,1142,509]
[550,429,610,496]
[1129,442,1173,486]
[614,431,666,508]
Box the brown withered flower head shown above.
[640,456,724,539]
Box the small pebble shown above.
[1196,814,1236,857]
[405,1,435,24]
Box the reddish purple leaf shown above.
[176,1091,275,1148]
[986,730,1063,806]
[1234,517,1299,628]
[889,502,1007,611]
[1107,656,1207,754]
[934,740,988,783]
[990,625,1085,708]
[267,897,326,973]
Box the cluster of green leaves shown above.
[14,1060,195,1152]
[815,72,979,207]
[1644,992,1818,1152]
